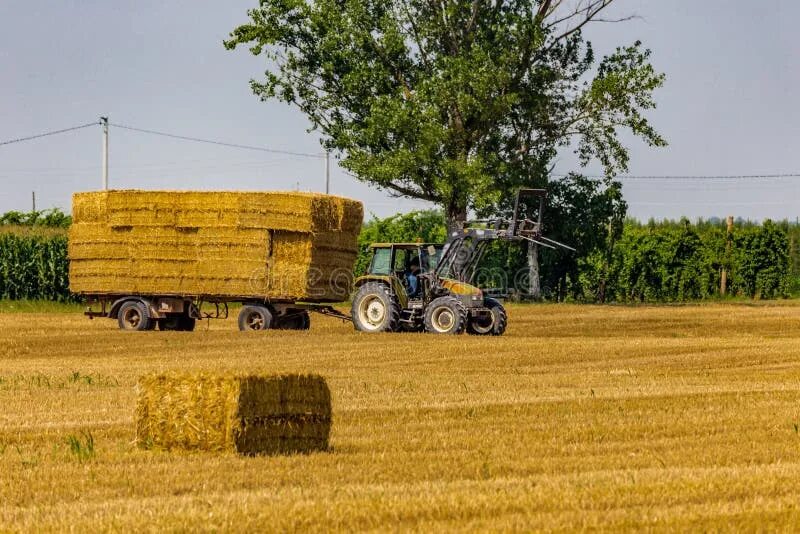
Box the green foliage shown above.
[66,431,95,462]
[788,224,800,294]
[0,231,72,302]
[539,174,627,300]
[226,1,665,228]
[0,209,72,228]
[581,219,792,302]
[731,220,790,299]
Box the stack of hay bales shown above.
[135,373,331,455]
[68,190,363,301]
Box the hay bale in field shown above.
[68,190,363,300]
[135,373,331,455]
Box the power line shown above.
[554,173,800,180]
[620,173,800,180]
[2,119,798,180]
[0,121,99,147]
[109,122,325,159]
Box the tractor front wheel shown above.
[467,298,507,336]
[424,296,467,335]
[351,283,400,333]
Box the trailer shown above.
[69,190,362,331]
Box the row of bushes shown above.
[578,219,791,301]
[0,208,72,228]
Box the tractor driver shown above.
[406,257,421,298]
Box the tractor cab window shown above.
[420,245,443,273]
[369,247,392,275]
[395,248,422,274]
[393,249,409,273]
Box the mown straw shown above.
[135,373,332,455]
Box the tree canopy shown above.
[226,0,665,230]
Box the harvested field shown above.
[1,303,800,530]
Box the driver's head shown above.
[409,257,420,273]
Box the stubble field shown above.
[1,303,800,531]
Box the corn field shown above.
[0,228,71,301]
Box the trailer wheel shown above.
[159,315,196,332]
[117,300,153,331]
[351,283,400,333]
[276,311,310,330]
[178,316,196,331]
[238,305,273,331]
[424,296,467,335]
[467,298,507,336]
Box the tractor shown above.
[350,189,573,335]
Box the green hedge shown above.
[579,219,791,302]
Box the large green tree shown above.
[226,0,664,233]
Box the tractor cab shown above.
[364,243,443,301]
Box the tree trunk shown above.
[446,206,467,237]
[527,241,541,300]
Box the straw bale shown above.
[69,190,362,300]
[71,191,109,223]
[339,199,364,233]
[135,373,331,455]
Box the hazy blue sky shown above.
[1,1,798,220]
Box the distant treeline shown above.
[582,218,794,301]
[0,208,797,303]
[0,208,72,228]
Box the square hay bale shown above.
[69,190,363,300]
[71,191,109,223]
[136,373,331,455]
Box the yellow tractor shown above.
[351,189,573,335]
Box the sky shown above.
[1,0,798,221]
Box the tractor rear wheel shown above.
[424,296,467,335]
[351,283,400,333]
[238,305,273,331]
[467,298,507,336]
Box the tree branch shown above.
[546,0,620,43]
[385,180,441,202]
[398,0,431,70]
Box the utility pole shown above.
[721,215,734,296]
[325,150,330,194]
[31,191,36,212]
[101,116,109,190]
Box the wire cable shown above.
[554,173,800,180]
[0,121,99,147]
[108,122,325,159]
